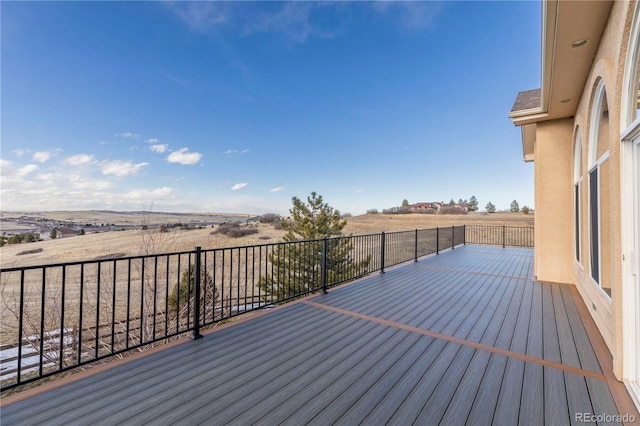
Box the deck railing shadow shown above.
[0,224,533,391]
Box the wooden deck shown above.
[2,245,638,425]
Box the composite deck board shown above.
[70,307,344,425]
[439,348,494,424]
[481,356,521,425]
[585,376,621,420]
[388,341,469,424]
[520,363,545,425]
[247,325,411,426]
[125,309,358,425]
[559,284,602,373]
[1,245,626,426]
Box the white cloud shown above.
[17,164,39,177]
[150,144,169,154]
[0,160,38,179]
[116,132,139,139]
[225,148,250,157]
[12,149,28,157]
[124,186,174,200]
[269,186,285,192]
[167,148,202,165]
[168,2,341,45]
[64,154,96,166]
[100,160,149,177]
[32,149,61,163]
[169,2,230,33]
[0,159,14,175]
[231,182,247,191]
[32,151,51,163]
[145,138,159,143]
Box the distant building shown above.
[52,227,80,239]
[409,202,470,213]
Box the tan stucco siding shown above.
[533,119,575,284]
[568,0,630,376]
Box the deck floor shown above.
[0,245,631,425]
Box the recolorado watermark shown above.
[575,412,636,423]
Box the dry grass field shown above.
[0,212,533,269]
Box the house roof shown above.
[510,89,541,114]
[509,0,614,161]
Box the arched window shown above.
[622,5,640,129]
[574,130,582,262]
[588,79,610,296]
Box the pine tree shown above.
[259,192,370,299]
[468,196,479,211]
[485,202,496,213]
[510,200,520,212]
[168,264,217,314]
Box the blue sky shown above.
[1,1,540,215]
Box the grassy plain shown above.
[1,211,533,269]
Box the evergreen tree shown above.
[510,200,520,212]
[259,192,370,299]
[522,205,530,215]
[402,199,409,207]
[168,264,217,314]
[485,202,497,213]
[468,196,479,211]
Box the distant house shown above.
[409,202,470,213]
[53,227,80,239]
[409,202,437,212]
[508,0,640,408]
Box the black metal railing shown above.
[0,224,531,390]
[464,225,534,248]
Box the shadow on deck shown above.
[2,245,638,425]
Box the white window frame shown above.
[587,80,610,298]
[620,1,640,408]
[574,131,582,263]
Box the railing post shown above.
[502,226,506,248]
[190,246,203,340]
[380,232,386,273]
[322,238,328,294]
[451,226,455,250]
[463,225,466,245]
[414,229,418,262]
[436,227,440,255]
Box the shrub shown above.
[366,209,379,214]
[419,208,436,215]
[16,248,44,256]
[439,207,468,215]
[215,222,260,238]
[259,213,281,224]
[522,206,530,215]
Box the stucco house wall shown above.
[533,119,574,284]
